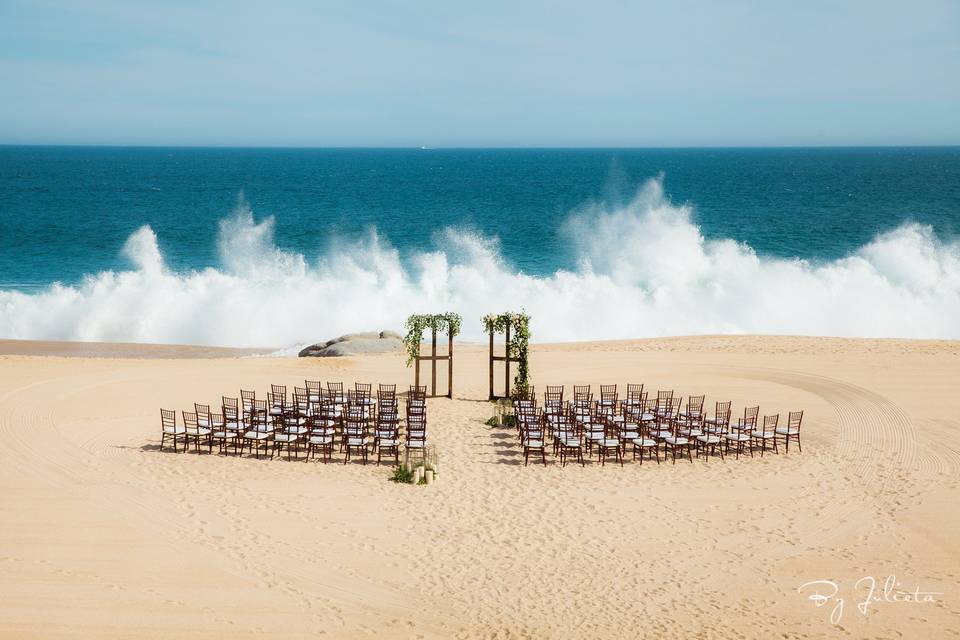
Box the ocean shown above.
[1,146,958,348]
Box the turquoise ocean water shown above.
[1,146,958,347]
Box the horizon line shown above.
[2,142,960,151]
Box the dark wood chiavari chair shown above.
[705,401,731,435]
[752,414,779,456]
[554,413,583,467]
[725,406,756,459]
[599,384,618,410]
[663,403,694,464]
[777,410,803,453]
[632,416,659,464]
[595,406,623,466]
[327,382,345,405]
[241,399,272,458]
[273,413,305,460]
[183,410,211,454]
[405,401,427,463]
[159,408,186,452]
[374,411,401,466]
[240,389,256,421]
[519,407,546,466]
[306,399,339,463]
[545,385,564,402]
[572,385,591,406]
[343,405,369,464]
[305,380,322,402]
[212,396,241,454]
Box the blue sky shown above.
[0,0,958,147]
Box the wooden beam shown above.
[410,322,455,399]
[504,319,511,400]
[447,331,453,398]
[431,328,437,398]
[414,350,420,391]
[488,329,494,400]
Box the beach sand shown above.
[0,336,957,638]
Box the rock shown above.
[298,330,403,357]
[326,331,380,345]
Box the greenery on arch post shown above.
[481,311,531,398]
[403,312,462,367]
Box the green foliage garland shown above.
[481,311,532,397]
[403,312,462,367]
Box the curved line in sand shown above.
[707,364,919,542]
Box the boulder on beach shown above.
[298,330,403,357]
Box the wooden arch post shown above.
[414,326,454,399]
[405,313,460,399]
[488,317,520,400]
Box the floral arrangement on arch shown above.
[402,313,462,367]
[482,311,531,397]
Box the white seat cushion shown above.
[406,441,426,449]
[378,438,399,447]
[309,435,333,445]
[186,427,211,436]
[664,436,689,445]
[347,437,368,446]
[632,438,657,447]
[752,431,775,439]
[725,433,750,442]
[601,438,620,447]
[163,426,186,434]
[212,431,238,439]
[525,440,544,448]
[776,427,800,435]
[696,435,721,444]
[243,431,270,440]
[273,434,299,443]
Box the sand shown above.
[0,336,957,639]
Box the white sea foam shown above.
[1,178,958,348]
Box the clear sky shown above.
[1,0,958,147]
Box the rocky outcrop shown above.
[298,330,403,357]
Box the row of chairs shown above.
[513,384,803,466]
[160,382,428,465]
